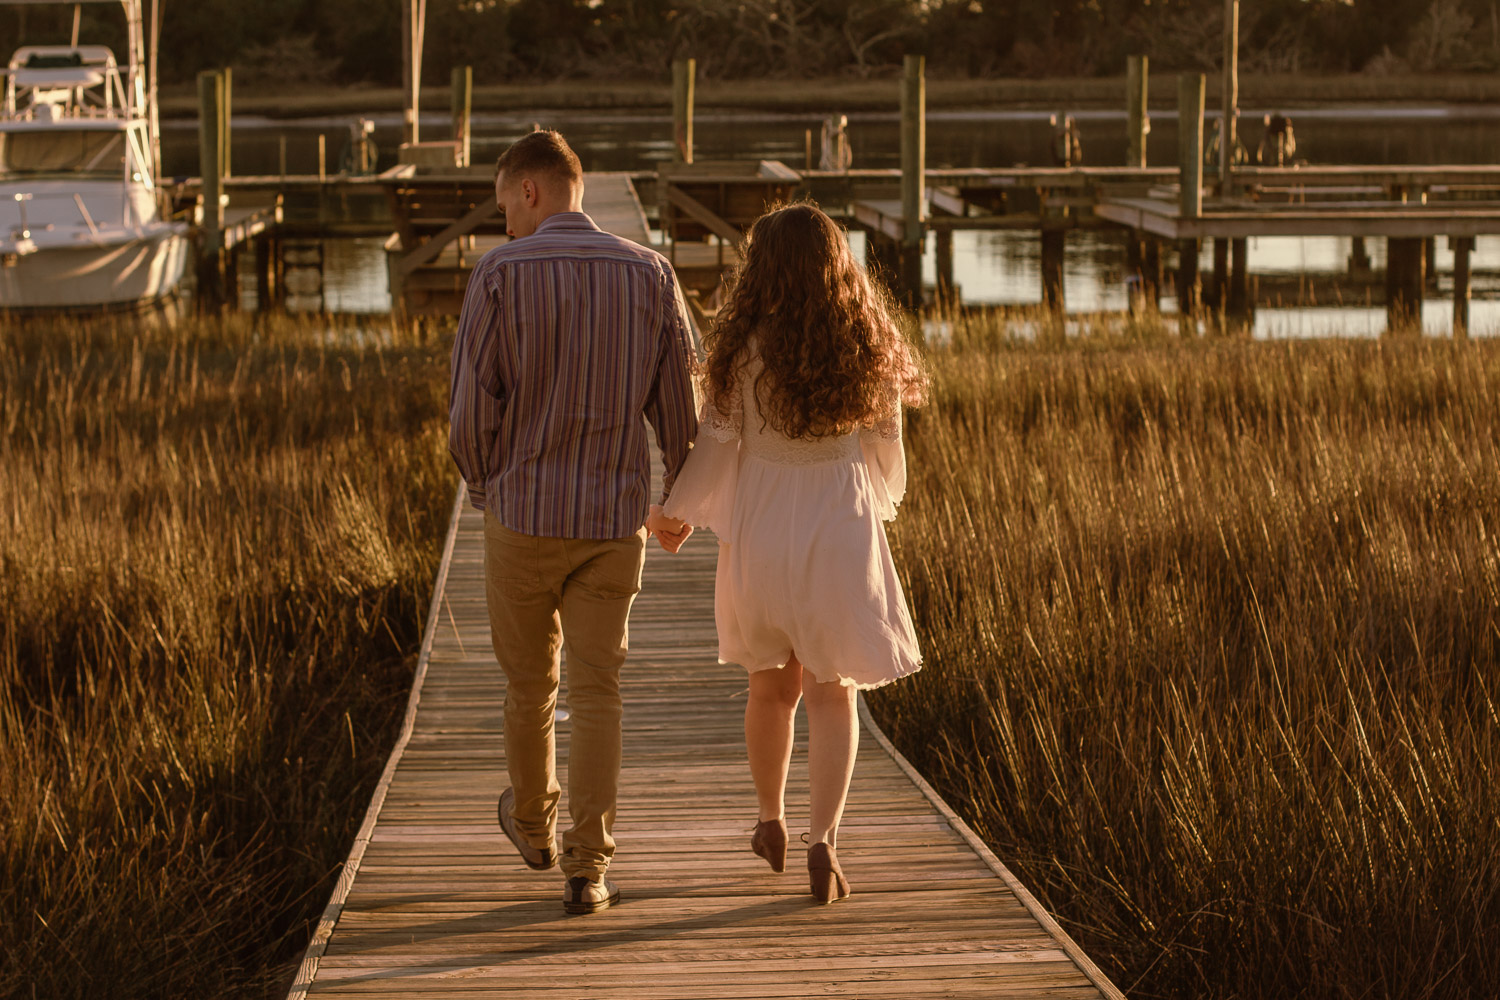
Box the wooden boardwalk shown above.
[393,171,654,316]
[288,491,1125,999]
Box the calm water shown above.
[163,105,1500,335]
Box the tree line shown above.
[2,0,1494,87]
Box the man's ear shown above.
[522,178,538,205]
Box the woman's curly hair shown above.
[703,203,927,439]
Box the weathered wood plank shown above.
[287,492,1121,1000]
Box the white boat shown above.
[0,0,185,309]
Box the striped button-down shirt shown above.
[448,212,699,539]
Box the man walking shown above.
[448,130,697,914]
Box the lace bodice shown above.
[702,354,900,467]
[667,350,908,534]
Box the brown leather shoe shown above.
[807,842,850,903]
[497,787,556,871]
[563,875,620,914]
[751,818,788,873]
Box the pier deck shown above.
[287,493,1124,1000]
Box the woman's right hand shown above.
[648,504,693,553]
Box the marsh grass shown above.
[0,314,454,998]
[873,310,1500,999]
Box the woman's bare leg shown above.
[802,671,858,848]
[745,658,803,822]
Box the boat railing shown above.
[2,46,132,122]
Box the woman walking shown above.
[651,203,926,903]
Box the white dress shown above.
[663,353,922,689]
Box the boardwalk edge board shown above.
[855,695,1129,1000]
[284,481,468,1000]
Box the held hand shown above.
[648,504,693,554]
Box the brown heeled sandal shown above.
[751,818,788,873]
[807,842,851,903]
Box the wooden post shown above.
[866,234,902,296]
[220,66,231,179]
[1219,0,1238,193]
[1210,238,1229,310]
[1127,55,1149,169]
[224,243,239,306]
[1041,228,1065,314]
[1176,73,1205,320]
[1144,238,1163,306]
[451,65,472,168]
[1386,237,1425,333]
[1348,236,1371,275]
[196,70,224,311]
[1178,75,1205,221]
[317,133,326,182]
[935,227,954,304]
[899,54,926,309]
[1452,236,1472,338]
[1228,237,1250,321]
[254,234,273,311]
[401,0,412,144]
[1126,234,1145,312]
[672,58,695,165]
[402,0,427,146]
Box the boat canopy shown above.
[9,47,116,90]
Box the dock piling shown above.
[1451,236,1472,337]
[899,54,926,308]
[1176,73,1206,322]
[1127,55,1149,168]
[935,228,955,303]
[402,0,426,146]
[672,58,695,164]
[1210,238,1228,310]
[254,234,273,312]
[1228,237,1250,323]
[1041,227,1066,316]
[1219,0,1238,193]
[1386,237,1425,333]
[220,66,232,179]
[1348,236,1372,275]
[195,69,225,310]
[1123,55,1151,312]
[451,65,472,168]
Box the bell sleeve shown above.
[859,385,907,522]
[662,378,742,538]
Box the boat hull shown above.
[0,226,188,309]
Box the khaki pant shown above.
[484,512,646,879]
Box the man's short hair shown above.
[495,130,583,187]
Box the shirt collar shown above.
[534,212,600,234]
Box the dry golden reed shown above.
[872,311,1500,1000]
[0,314,454,998]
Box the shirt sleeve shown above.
[644,265,701,503]
[448,264,507,511]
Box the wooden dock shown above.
[386,171,652,316]
[183,154,1500,331]
[287,491,1125,1000]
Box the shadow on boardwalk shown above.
[287,493,1122,999]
